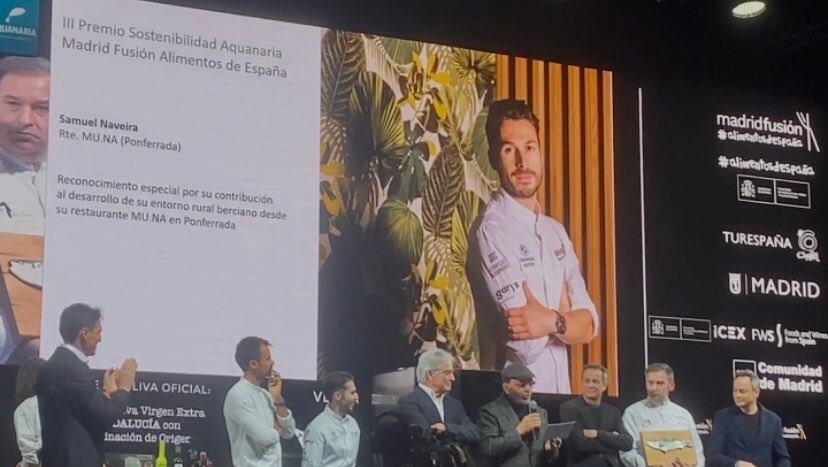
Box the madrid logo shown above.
[729,273,743,295]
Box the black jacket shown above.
[558,397,632,467]
[36,346,131,467]
[478,394,560,467]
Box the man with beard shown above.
[620,363,703,467]
[224,336,296,467]
[478,364,561,466]
[467,98,599,394]
[302,371,361,467]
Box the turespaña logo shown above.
[796,229,820,262]
[722,229,818,262]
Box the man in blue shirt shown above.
[223,336,296,467]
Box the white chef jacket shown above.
[620,398,705,467]
[469,188,598,393]
[0,168,46,235]
[301,405,360,467]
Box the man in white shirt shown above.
[302,371,361,467]
[224,336,296,467]
[0,57,50,360]
[620,363,704,467]
[0,168,46,234]
[467,98,599,394]
[0,56,49,234]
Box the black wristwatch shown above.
[554,312,567,334]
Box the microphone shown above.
[527,400,539,437]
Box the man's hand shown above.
[543,437,562,451]
[115,358,137,392]
[268,371,284,403]
[103,368,119,396]
[736,462,757,467]
[516,412,542,436]
[269,371,290,419]
[507,282,557,340]
[583,429,598,439]
[431,423,447,432]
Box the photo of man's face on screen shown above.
[0,56,50,175]
[317,34,618,395]
[0,55,50,364]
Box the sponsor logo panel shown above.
[732,359,823,394]
[737,175,810,209]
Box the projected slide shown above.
[1,0,621,394]
[38,0,320,377]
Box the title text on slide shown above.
[60,16,287,79]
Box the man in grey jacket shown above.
[478,364,561,466]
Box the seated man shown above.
[621,363,703,467]
[398,349,480,454]
[709,370,791,467]
[559,364,632,467]
[478,364,560,466]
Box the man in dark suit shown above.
[398,348,480,444]
[478,364,560,467]
[36,303,138,467]
[559,364,632,467]
[709,370,791,467]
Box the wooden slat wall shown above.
[601,71,618,396]
[495,56,619,396]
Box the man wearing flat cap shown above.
[478,364,561,466]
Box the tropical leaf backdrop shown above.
[319,30,497,372]
[318,33,618,391]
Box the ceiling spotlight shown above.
[732,1,767,19]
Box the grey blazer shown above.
[478,394,560,467]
